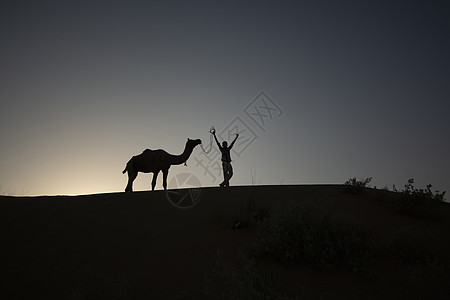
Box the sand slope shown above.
[1,185,449,299]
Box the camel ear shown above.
[188,138,191,141]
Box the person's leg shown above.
[220,162,227,187]
[224,162,233,187]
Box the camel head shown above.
[186,138,202,148]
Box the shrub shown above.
[251,200,373,272]
[210,249,295,300]
[229,196,272,230]
[391,179,446,217]
[223,257,291,300]
[344,177,372,194]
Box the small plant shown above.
[344,177,372,194]
[251,200,373,272]
[213,250,294,300]
[392,179,446,217]
[231,196,272,230]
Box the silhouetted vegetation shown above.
[391,179,446,217]
[212,184,449,297]
[344,176,446,218]
[344,177,372,194]
[250,200,373,272]
[213,251,295,300]
[213,195,272,230]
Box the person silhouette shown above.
[211,129,239,187]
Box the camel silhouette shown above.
[122,138,202,192]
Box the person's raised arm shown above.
[212,129,221,148]
[229,133,239,149]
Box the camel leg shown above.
[152,171,159,191]
[125,171,137,192]
[162,169,169,190]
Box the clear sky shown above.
[1,0,449,196]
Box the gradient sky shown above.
[1,0,449,196]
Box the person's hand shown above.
[236,133,239,137]
[210,128,215,135]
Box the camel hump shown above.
[143,149,153,154]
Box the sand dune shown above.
[1,185,449,299]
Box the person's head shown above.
[222,141,228,148]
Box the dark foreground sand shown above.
[1,185,449,299]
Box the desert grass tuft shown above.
[250,200,374,272]
[343,177,372,194]
[390,179,446,218]
[213,250,297,300]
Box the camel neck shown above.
[170,144,194,165]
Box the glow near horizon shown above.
[0,1,449,196]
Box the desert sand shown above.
[1,185,449,299]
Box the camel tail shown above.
[123,158,134,174]
[122,161,130,174]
